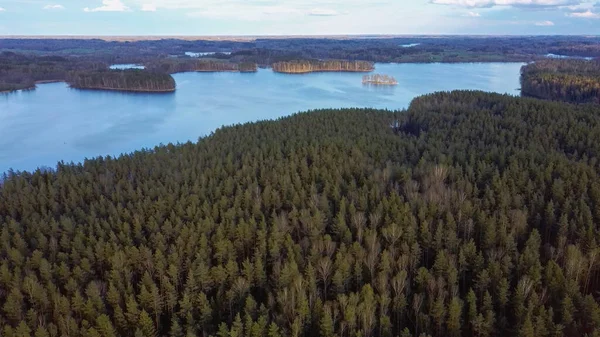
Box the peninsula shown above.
[272,60,374,73]
[66,70,176,92]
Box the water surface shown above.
[185,51,232,57]
[0,63,524,173]
[545,53,594,61]
[109,64,146,70]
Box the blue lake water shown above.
[0,62,524,173]
[185,51,232,57]
[545,53,594,61]
[109,64,146,70]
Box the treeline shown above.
[272,60,374,73]
[3,37,600,68]
[0,52,106,92]
[66,70,176,92]
[146,59,257,74]
[0,51,257,93]
[521,59,600,103]
[2,91,600,337]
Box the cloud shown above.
[308,8,341,16]
[44,4,65,10]
[465,11,481,16]
[141,4,156,11]
[431,0,580,8]
[0,7,5,12]
[535,20,555,24]
[567,9,600,17]
[84,0,129,12]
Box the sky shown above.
[0,0,598,35]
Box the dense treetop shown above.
[521,59,600,104]
[66,70,176,92]
[271,60,374,73]
[1,91,600,337]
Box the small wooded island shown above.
[66,70,176,92]
[272,60,374,73]
[362,74,398,85]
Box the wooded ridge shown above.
[1,91,600,337]
[520,59,600,104]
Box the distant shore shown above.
[69,86,176,93]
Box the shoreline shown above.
[272,69,374,74]
[70,86,176,93]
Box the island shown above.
[146,59,258,73]
[362,74,398,85]
[272,60,374,73]
[66,70,176,92]
[521,59,600,104]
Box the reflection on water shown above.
[109,64,146,70]
[545,54,594,61]
[185,51,232,57]
[0,63,524,173]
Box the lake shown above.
[0,62,524,173]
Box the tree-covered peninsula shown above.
[66,70,176,92]
[521,59,600,104]
[1,91,600,337]
[272,60,374,73]
[0,52,255,93]
[146,59,258,74]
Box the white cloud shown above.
[308,8,341,16]
[567,9,600,17]
[431,0,580,8]
[465,11,481,16]
[141,4,156,11]
[44,4,65,10]
[186,2,347,20]
[0,7,5,12]
[84,0,129,12]
[535,20,555,25]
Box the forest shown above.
[0,52,254,93]
[145,59,257,74]
[1,91,600,337]
[0,52,106,92]
[66,70,176,92]
[2,36,600,64]
[272,60,374,73]
[521,59,600,104]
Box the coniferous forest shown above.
[520,59,600,104]
[272,60,374,73]
[66,71,176,92]
[1,91,600,337]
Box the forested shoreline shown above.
[3,36,600,64]
[0,52,255,93]
[146,59,257,74]
[520,59,600,104]
[1,91,600,337]
[272,60,374,73]
[66,70,176,92]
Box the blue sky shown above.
[0,0,598,35]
